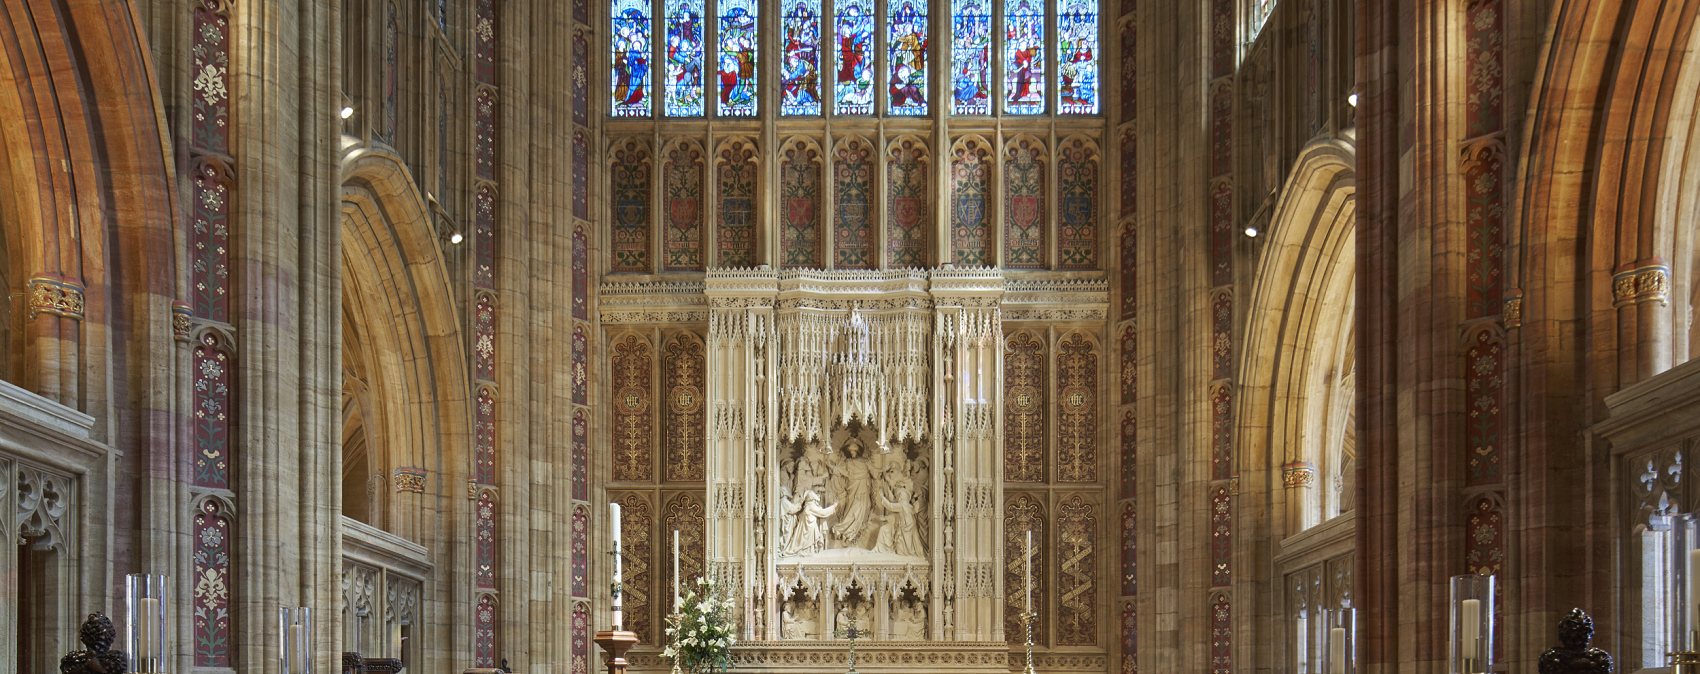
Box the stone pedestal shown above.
[594,630,640,674]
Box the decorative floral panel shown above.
[383,3,398,143]
[476,490,498,589]
[572,505,590,597]
[572,601,590,674]
[475,0,497,83]
[474,293,497,381]
[1057,333,1099,483]
[663,335,707,482]
[1209,0,1232,78]
[1003,0,1045,114]
[1464,496,1505,658]
[887,139,930,267]
[190,162,232,322]
[475,183,497,288]
[1210,485,1231,587]
[1057,495,1097,646]
[1210,594,1231,674]
[1211,292,1232,380]
[834,0,875,114]
[833,138,876,268]
[1058,0,1099,114]
[572,409,590,501]
[1121,410,1137,499]
[1209,179,1232,286]
[1120,223,1136,321]
[1307,8,1321,134]
[572,324,589,404]
[438,77,450,200]
[1003,137,1046,269]
[617,494,656,643]
[611,140,653,272]
[1004,332,1046,483]
[1120,326,1136,405]
[887,0,928,115]
[1121,601,1136,674]
[951,0,992,114]
[1465,330,1504,485]
[475,88,497,181]
[1005,494,1046,646]
[193,333,233,489]
[950,138,993,266]
[612,0,652,117]
[1210,384,1231,481]
[780,0,823,116]
[573,225,589,320]
[189,0,231,156]
[1463,140,1505,318]
[779,141,823,268]
[663,140,705,271]
[1057,137,1099,269]
[474,594,497,667]
[574,0,588,26]
[1465,0,1504,137]
[475,387,497,484]
[1209,82,1232,180]
[664,0,707,116]
[715,140,758,267]
[716,0,759,116]
[1120,131,1136,220]
[1119,25,1135,126]
[574,131,590,219]
[1120,502,1136,596]
[612,335,654,482]
[192,500,232,666]
[573,31,590,126]
[664,494,708,606]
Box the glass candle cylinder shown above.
[1449,574,1495,674]
[1322,608,1356,674]
[280,607,313,674]
[1677,513,1700,652]
[127,574,168,674]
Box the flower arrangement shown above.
[662,577,738,674]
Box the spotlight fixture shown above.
[341,105,355,119]
[1244,226,1260,238]
[1347,93,1359,108]
[448,232,464,244]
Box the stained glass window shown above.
[1059,0,1100,114]
[664,0,706,116]
[780,0,823,116]
[611,0,652,117]
[951,0,992,115]
[1004,0,1046,114]
[887,0,929,115]
[717,0,758,116]
[834,0,875,114]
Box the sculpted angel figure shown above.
[776,484,802,549]
[872,478,925,558]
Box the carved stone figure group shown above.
[776,427,929,559]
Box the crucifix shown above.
[834,626,861,674]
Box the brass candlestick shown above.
[669,612,684,674]
[835,627,861,674]
[1674,647,1700,674]
[1019,610,1038,674]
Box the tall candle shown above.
[674,529,682,612]
[611,502,623,630]
[1024,530,1033,612]
[290,624,305,674]
[138,597,158,666]
[1460,598,1481,662]
[1689,548,1700,639]
[1329,627,1346,674]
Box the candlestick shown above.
[1689,548,1700,642]
[1449,574,1492,674]
[1024,530,1033,612]
[611,503,624,631]
[1461,599,1480,660]
[673,529,682,612]
[281,607,312,674]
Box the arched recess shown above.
[338,142,470,543]
[713,136,759,268]
[1232,137,1356,670]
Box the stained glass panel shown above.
[781,0,824,115]
[951,0,992,114]
[1059,0,1100,114]
[834,0,875,114]
[611,0,652,117]
[665,0,706,116]
[717,0,758,116]
[1004,0,1046,114]
[887,0,929,115]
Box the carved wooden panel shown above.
[1056,333,1099,483]
[616,494,654,642]
[1004,331,1046,483]
[1005,494,1046,646]
[664,335,707,482]
[613,335,654,482]
[1056,495,1097,646]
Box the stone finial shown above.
[1537,608,1613,674]
[60,613,127,674]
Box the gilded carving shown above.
[27,276,86,320]
[1611,263,1671,307]
[393,467,426,493]
[1281,462,1316,488]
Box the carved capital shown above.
[1611,261,1670,308]
[394,467,426,493]
[1281,462,1317,488]
[172,301,194,341]
[27,275,85,320]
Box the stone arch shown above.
[1235,138,1357,532]
[338,143,470,542]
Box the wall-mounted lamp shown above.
[340,106,355,119]
[1244,226,1260,238]
[1347,92,1359,108]
[448,232,464,245]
